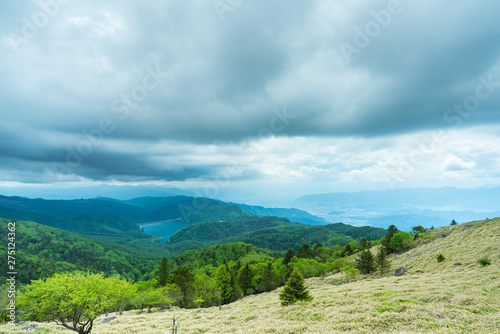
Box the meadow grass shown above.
[3,218,499,333]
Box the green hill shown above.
[168,216,302,244]
[171,242,277,270]
[5,218,497,333]
[0,195,255,240]
[211,222,386,253]
[0,218,169,283]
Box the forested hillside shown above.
[171,242,277,270]
[0,218,167,283]
[0,195,255,240]
[232,203,327,225]
[168,219,386,254]
[3,218,497,334]
[168,216,301,244]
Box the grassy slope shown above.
[3,218,499,333]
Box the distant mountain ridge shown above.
[0,195,254,240]
[231,203,327,225]
[295,186,500,228]
[297,186,500,210]
[365,214,450,230]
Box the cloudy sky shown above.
[1,0,500,196]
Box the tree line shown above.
[6,222,437,334]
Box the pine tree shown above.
[172,266,195,307]
[260,262,278,292]
[354,249,376,274]
[229,267,242,302]
[297,244,313,259]
[375,247,391,274]
[155,257,170,288]
[381,225,399,254]
[238,263,254,296]
[313,243,323,257]
[357,238,368,252]
[283,249,296,266]
[279,271,313,306]
[342,243,354,257]
[215,264,233,304]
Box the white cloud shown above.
[443,156,477,171]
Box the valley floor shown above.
[3,219,500,333]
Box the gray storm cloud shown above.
[1,0,500,183]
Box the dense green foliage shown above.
[375,248,391,274]
[381,225,399,254]
[169,216,301,244]
[477,258,491,266]
[155,257,170,287]
[19,272,137,334]
[412,225,425,234]
[0,219,169,283]
[354,249,376,274]
[437,254,445,262]
[172,266,195,307]
[0,204,144,241]
[389,232,414,251]
[279,271,313,306]
[207,223,386,254]
[8,211,442,327]
[171,242,277,270]
[0,195,255,240]
[340,265,358,282]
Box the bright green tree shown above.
[381,225,399,254]
[340,265,358,283]
[193,274,219,307]
[279,271,313,306]
[215,264,233,304]
[389,232,414,251]
[19,272,133,334]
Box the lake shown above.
[138,219,187,243]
